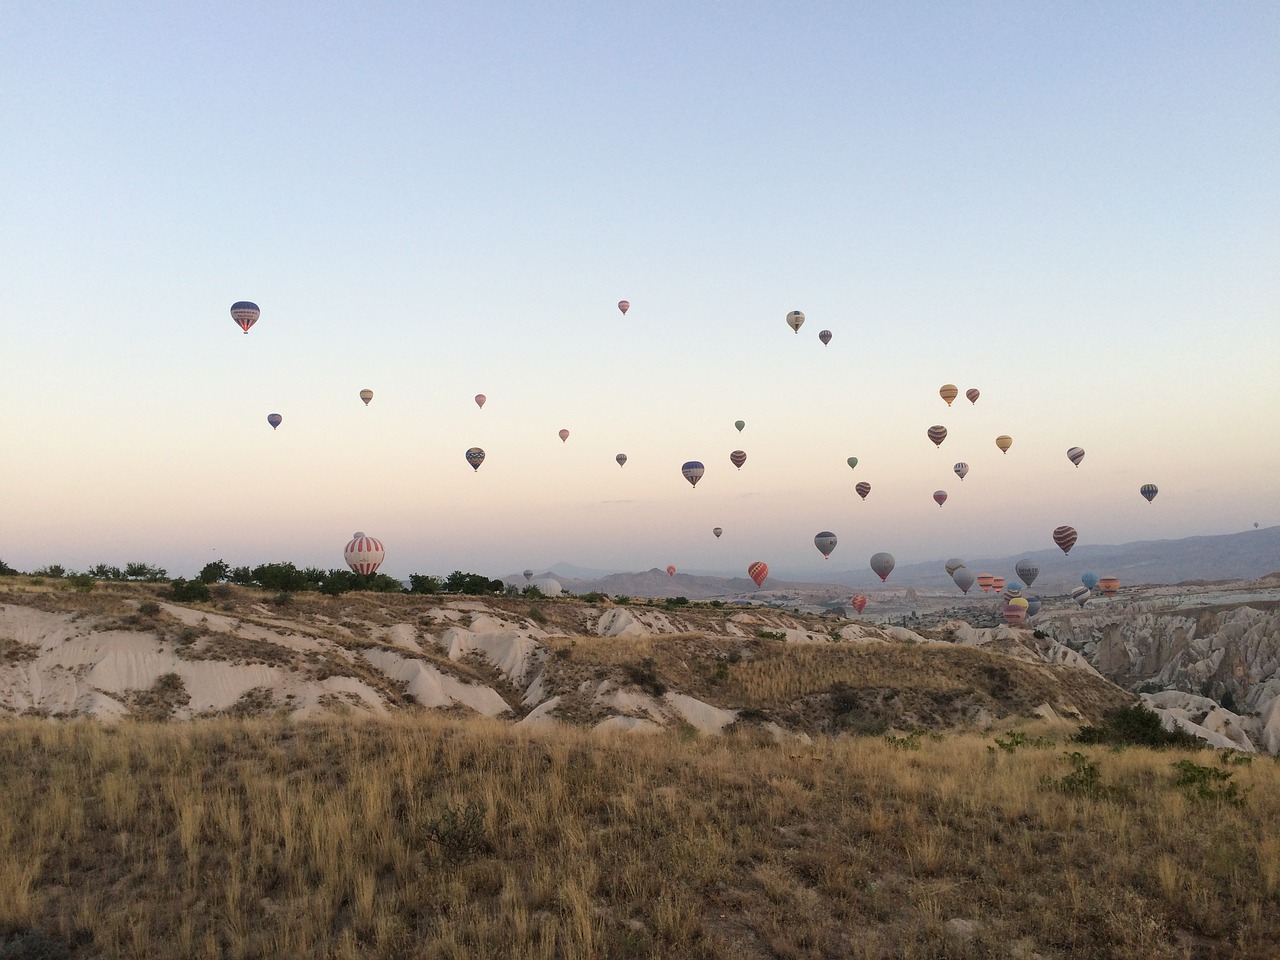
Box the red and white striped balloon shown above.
[344,532,385,575]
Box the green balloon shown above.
[847,457,858,470]
[734,420,745,432]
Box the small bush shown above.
[624,658,666,696]
[664,596,689,608]
[756,630,785,641]
[420,801,491,863]
[167,578,211,603]
[1171,760,1250,807]
[526,606,548,625]
[1073,703,1204,749]
[137,601,161,617]
[67,574,95,593]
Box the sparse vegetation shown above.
[1073,703,1204,749]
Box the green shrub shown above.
[1171,760,1250,807]
[1072,703,1203,749]
[419,801,491,863]
[167,578,211,603]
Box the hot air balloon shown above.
[933,490,948,507]
[991,577,1006,594]
[1025,597,1042,618]
[1003,582,1023,600]
[966,388,979,404]
[615,453,627,467]
[523,569,534,583]
[748,561,768,587]
[465,447,486,471]
[995,435,1012,454]
[976,573,995,593]
[735,420,745,432]
[681,461,705,488]
[944,558,965,576]
[786,310,805,333]
[952,569,975,594]
[814,531,837,558]
[359,389,374,406]
[1081,572,1099,591]
[1052,525,1077,554]
[954,462,969,481]
[819,329,832,345]
[939,384,958,406]
[267,413,282,430]
[712,527,723,538]
[344,532,384,575]
[870,552,895,581]
[1067,446,1084,467]
[1098,577,1120,597]
[847,457,858,470]
[850,595,867,614]
[230,301,259,334]
[475,394,486,409]
[1014,559,1039,588]
[666,565,676,577]
[730,450,747,470]
[618,300,630,316]
[1140,483,1158,502]
[855,481,871,500]
[1003,602,1028,626]
[927,425,948,447]
[1071,586,1091,606]
[558,429,570,443]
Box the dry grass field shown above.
[2,714,1277,960]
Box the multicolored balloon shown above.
[1014,559,1039,588]
[230,301,259,334]
[523,569,534,582]
[818,329,832,345]
[927,425,948,447]
[995,435,1013,454]
[735,420,745,432]
[618,300,630,316]
[748,561,768,587]
[1140,483,1158,502]
[1071,586,1091,606]
[944,558,965,576]
[939,384,958,406]
[558,429,570,442]
[666,565,676,577]
[991,576,1006,594]
[475,394,486,409]
[1053,525,1078,554]
[850,595,867,614]
[855,481,871,500]
[1067,446,1085,467]
[730,450,747,470]
[681,461,705,488]
[465,447,486,471]
[847,456,858,470]
[965,388,979,404]
[1003,602,1028,626]
[1003,582,1023,600]
[931,490,947,507]
[870,552,895,581]
[616,453,627,467]
[786,310,805,333]
[267,413,282,430]
[953,462,969,481]
[814,531,838,558]
[952,569,975,594]
[359,389,374,406]
[977,574,995,593]
[344,532,384,575]
[1098,577,1120,597]
[712,527,723,538]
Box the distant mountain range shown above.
[512,526,1280,599]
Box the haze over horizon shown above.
[3,4,1278,581]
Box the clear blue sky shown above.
[3,2,1277,581]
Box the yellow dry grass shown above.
[0,715,1277,959]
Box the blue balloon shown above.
[267,413,282,430]
[1081,572,1099,591]
[1025,596,1042,618]
[681,461,705,488]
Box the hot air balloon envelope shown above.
[1003,604,1027,626]
[712,527,723,538]
[870,552,895,581]
[1071,586,1091,605]
[666,565,676,577]
[927,425,948,447]
[523,569,534,582]
[615,453,627,467]
[465,447,486,471]
[344,532,385,575]
[954,462,969,481]
[1025,597,1042,617]
[786,310,805,333]
[681,461,705,488]
[952,569,975,594]
[475,394,486,409]
[735,420,745,432]
[814,531,837,558]
[747,561,768,587]
[944,558,965,576]
[996,435,1013,454]
[1067,446,1085,467]
[939,384,958,406]
[730,450,747,470]
[977,574,995,593]
[933,490,948,507]
[819,329,832,345]
[267,413,282,429]
[1081,572,1099,591]
[558,429,570,442]
[1052,525,1077,554]
[359,389,374,406]
[851,595,867,614]
[230,301,259,334]
[1099,577,1120,597]
[965,388,979,404]
[847,457,858,470]
[855,481,871,500]
[618,300,630,315]
[1014,559,1039,588]
[1140,484,1158,502]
